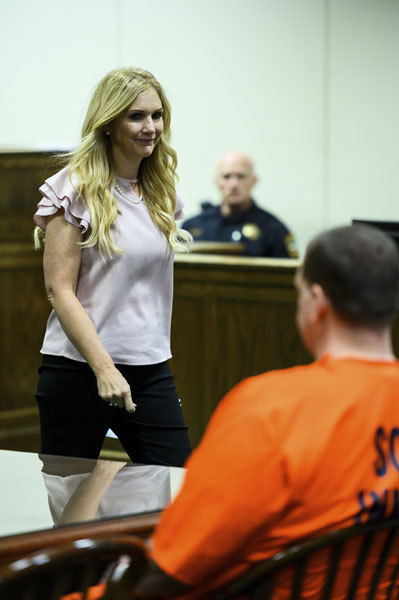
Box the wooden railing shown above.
[0,511,159,566]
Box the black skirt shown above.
[35,354,191,466]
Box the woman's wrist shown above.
[90,358,116,377]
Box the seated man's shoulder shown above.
[226,362,320,409]
[232,358,399,412]
[209,364,323,440]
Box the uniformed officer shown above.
[182,151,298,258]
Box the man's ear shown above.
[310,283,330,322]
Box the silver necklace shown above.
[114,181,143,205]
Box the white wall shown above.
[328,0,399,228]
[1,0,398,256]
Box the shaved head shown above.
[215,151,257,215]
[217,151,255,175]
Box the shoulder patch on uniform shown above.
[285,233,299,258]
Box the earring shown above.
[105,131,110,136]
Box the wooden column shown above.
[0,152,58,447]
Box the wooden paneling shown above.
[0,152,59,417]
[170,294,210,446]
[0,152,59,242]
[170,255,311,447]
[0,250,47,409]
[0,152,60,445]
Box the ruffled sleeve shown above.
[33,166,91,233]
[174,194,185,220]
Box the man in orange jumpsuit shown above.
[132,225,399,599]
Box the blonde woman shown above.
[34,68,191,465]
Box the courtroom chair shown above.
[0,535,147,600]
[102,518,399,600]
[212,517,399,600]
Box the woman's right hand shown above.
[96,366,136,413]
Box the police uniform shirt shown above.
[182,200,298,258]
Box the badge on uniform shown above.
[242,223,261,241]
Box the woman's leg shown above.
[111,361,191,466]
[35,355,112,459]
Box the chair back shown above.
[0,535,147,600]
[213,518,399,600]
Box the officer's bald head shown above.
[215,152,257,215]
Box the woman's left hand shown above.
[96,366,137,413]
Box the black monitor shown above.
[352,219,399,250]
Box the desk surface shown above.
[0,449,185,539]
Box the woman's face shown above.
[108,87,164,164]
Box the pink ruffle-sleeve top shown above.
[34,166,184,366]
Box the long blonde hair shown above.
[34,67,191,260]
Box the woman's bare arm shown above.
[60,460,126,524]
[43,210,136,412]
